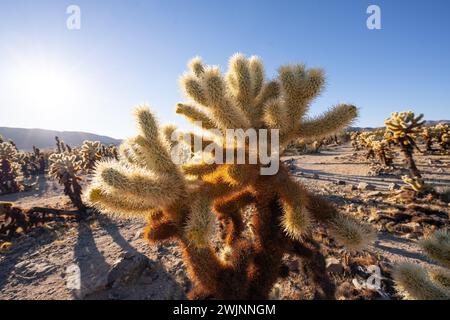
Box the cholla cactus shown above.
[385,111,424,178]
[355,131,389,163]
[100,144,119,160]
[48,153,85,211]
[350,131,362,150]
[434,123,450,151]
[420,127,436,153]
[0,142,23,194]
[80,140,101,171]
[400,175,432,195]
[31,146,46,174]
[367,138,394,167]
[87,54,374,299]
[393,229,450,300]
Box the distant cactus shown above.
[385,111,424,178]
[87,54,374,299]
[31,146,46,174]
[420,127,435,153]
[393,229,450,300]
[55,136,62,153]
[350,131,361,150]
[400,175,432,195]
[434,123,450,151]
[48,153,85,212]
[0,142,23,194]
[99,144,119,160]
[354,131,393,166]
[80,140,101,171]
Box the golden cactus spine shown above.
[393,229,450,300]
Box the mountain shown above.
[348,120,450,132]
[0,127,121,151]
[423,120,450,126]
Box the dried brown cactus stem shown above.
[62,173,85,212]
[289,238,336,299]
[213,189,255,245]
[399,142,422,179]
[246,192,287,299]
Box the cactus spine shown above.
[393,229,450,299]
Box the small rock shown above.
[388,183,400,191]
[326,257,344,274]
[404,233,418,240]
[367,191,382,197]
[133,230,142,240]
[312,173,319,179]
[336,180,346,185]
[107,254,149,288]
[401,222,422,233]
[358,182,375,191]
[15,262,56,279]
[119,251,135,259]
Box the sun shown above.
[7,59,83,112]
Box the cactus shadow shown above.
[72,221,110,299]
[74,215,186,300]
[295,168,396,189]
[96,215,139,254]
[373,242,431,264]
[0,232,57,292]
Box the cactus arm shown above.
[176,103,219,131]
[393,263,450,300]
[296,104,358,142]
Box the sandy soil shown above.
[1,143,448,300]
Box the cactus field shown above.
[0,54,449,300]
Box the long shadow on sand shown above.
[0,231,58,293]
[73,214,185,300]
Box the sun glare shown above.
[7,60,84,112]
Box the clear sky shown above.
[0,0,449,139]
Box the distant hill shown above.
[348,120,450,132]
[0,127,121,151]
[423,120,450,126]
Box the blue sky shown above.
[0,0,449,139]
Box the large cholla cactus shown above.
[80,140,101,171]
[49,153,85,211]
[385,111,424,178]
[0,142,23,194]
[87,54,374,299]
[393,229,450,300]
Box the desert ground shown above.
[1,143,448,300]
